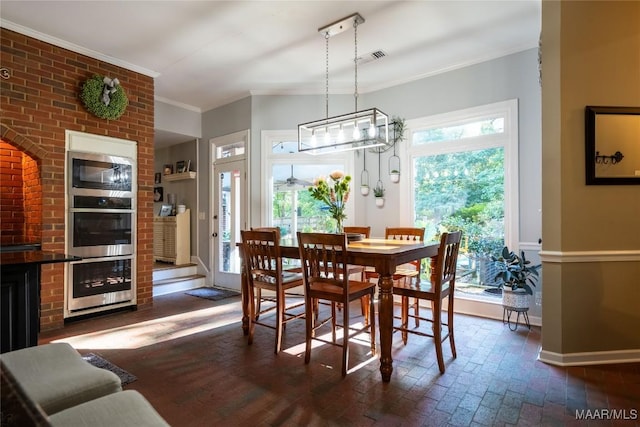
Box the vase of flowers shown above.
[309,171,351,233]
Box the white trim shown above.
[453,296,541,327]
[538,349,640,366]
[520,241,542,252]
[154,96,201,113]
[1,19,160,78]
[540,250,640,263]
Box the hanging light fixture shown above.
[298,13,390,155]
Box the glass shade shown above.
[298,108,389,155]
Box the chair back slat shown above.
[432,231,462,297]
[343,226,371,238]
[241,230,282,286]
[297,232,349,296]
[385,227,425,242]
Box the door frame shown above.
[209,130,249,291]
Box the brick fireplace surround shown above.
[1,28,155,331]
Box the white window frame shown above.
[261,130,354,228]
[402,99,519,250]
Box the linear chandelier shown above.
[298,13,390,155]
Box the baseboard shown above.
[538,348,640,366]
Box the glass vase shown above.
[334,217,343,234]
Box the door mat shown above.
[185,287,240,301]
[82,353,137,386]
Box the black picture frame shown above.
[585,106,640,185]
[154,172,161,184]
[176,160,186,173]
[154,186,163,202]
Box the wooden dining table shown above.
[240,237,440,383]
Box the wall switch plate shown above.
[198,211,205,220]
[535,291,542,306]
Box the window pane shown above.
[413,117,504,145]
[413,147,505,293]
[272,163,344,237]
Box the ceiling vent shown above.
[358,50,387,65]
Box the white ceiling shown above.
[1,0,541,146]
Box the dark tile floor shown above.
[40,292,640,426]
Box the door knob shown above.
[212,232,218,237]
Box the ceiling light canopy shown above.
[298,13,390,155]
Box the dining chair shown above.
[392,230,462,374]
[241,229,305,354]
[297,232,376,377]
[342,226,371,240]
[366,227,426,326]
[251,227,302,317]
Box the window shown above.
[407,100,519,303]
[262,131,354,239]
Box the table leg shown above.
[377,274,394,382]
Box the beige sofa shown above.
[1,343,169,426]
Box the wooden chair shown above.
[392,231,462,374]
[241,229,305,353]
[343,226,371,240]
[251,227,302,317]
[367,227,426,326]
[297,232,376,377]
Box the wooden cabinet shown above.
[153,210,190,265]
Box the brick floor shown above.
[40,292,640,426]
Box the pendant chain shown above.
[325,32,330,119]
[354,20,359,112]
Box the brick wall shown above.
[0,28,155,331]
[0,140,33,245]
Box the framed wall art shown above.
[585,106,640,185]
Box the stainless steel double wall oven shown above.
[67,151,136,314]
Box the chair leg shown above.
[448,295,457,359]
[255,288,262,320]
[331,303,337,343]
[305,296,313,364]
[401,296,409,345]
[342,301,349,377]
[248,286,256,345]
[369,292,376,355]
[274,289,284,354]
[433,299,445,374]
[361,295,370,325]
[413,297,420,327]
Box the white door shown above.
[212,159,246,291]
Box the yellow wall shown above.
[541,1,640,361]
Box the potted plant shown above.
[492,246,540,310]
[374,185,385,207]
[360,184,370,196]
[389,169,400,183]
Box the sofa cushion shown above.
[49,390,169,427]
[0,343,122,415]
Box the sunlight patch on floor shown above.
[53,303,240,350]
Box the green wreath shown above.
[80,75,128,120]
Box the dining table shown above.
[240,237,440,383]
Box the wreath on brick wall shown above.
[80,75,128,120]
